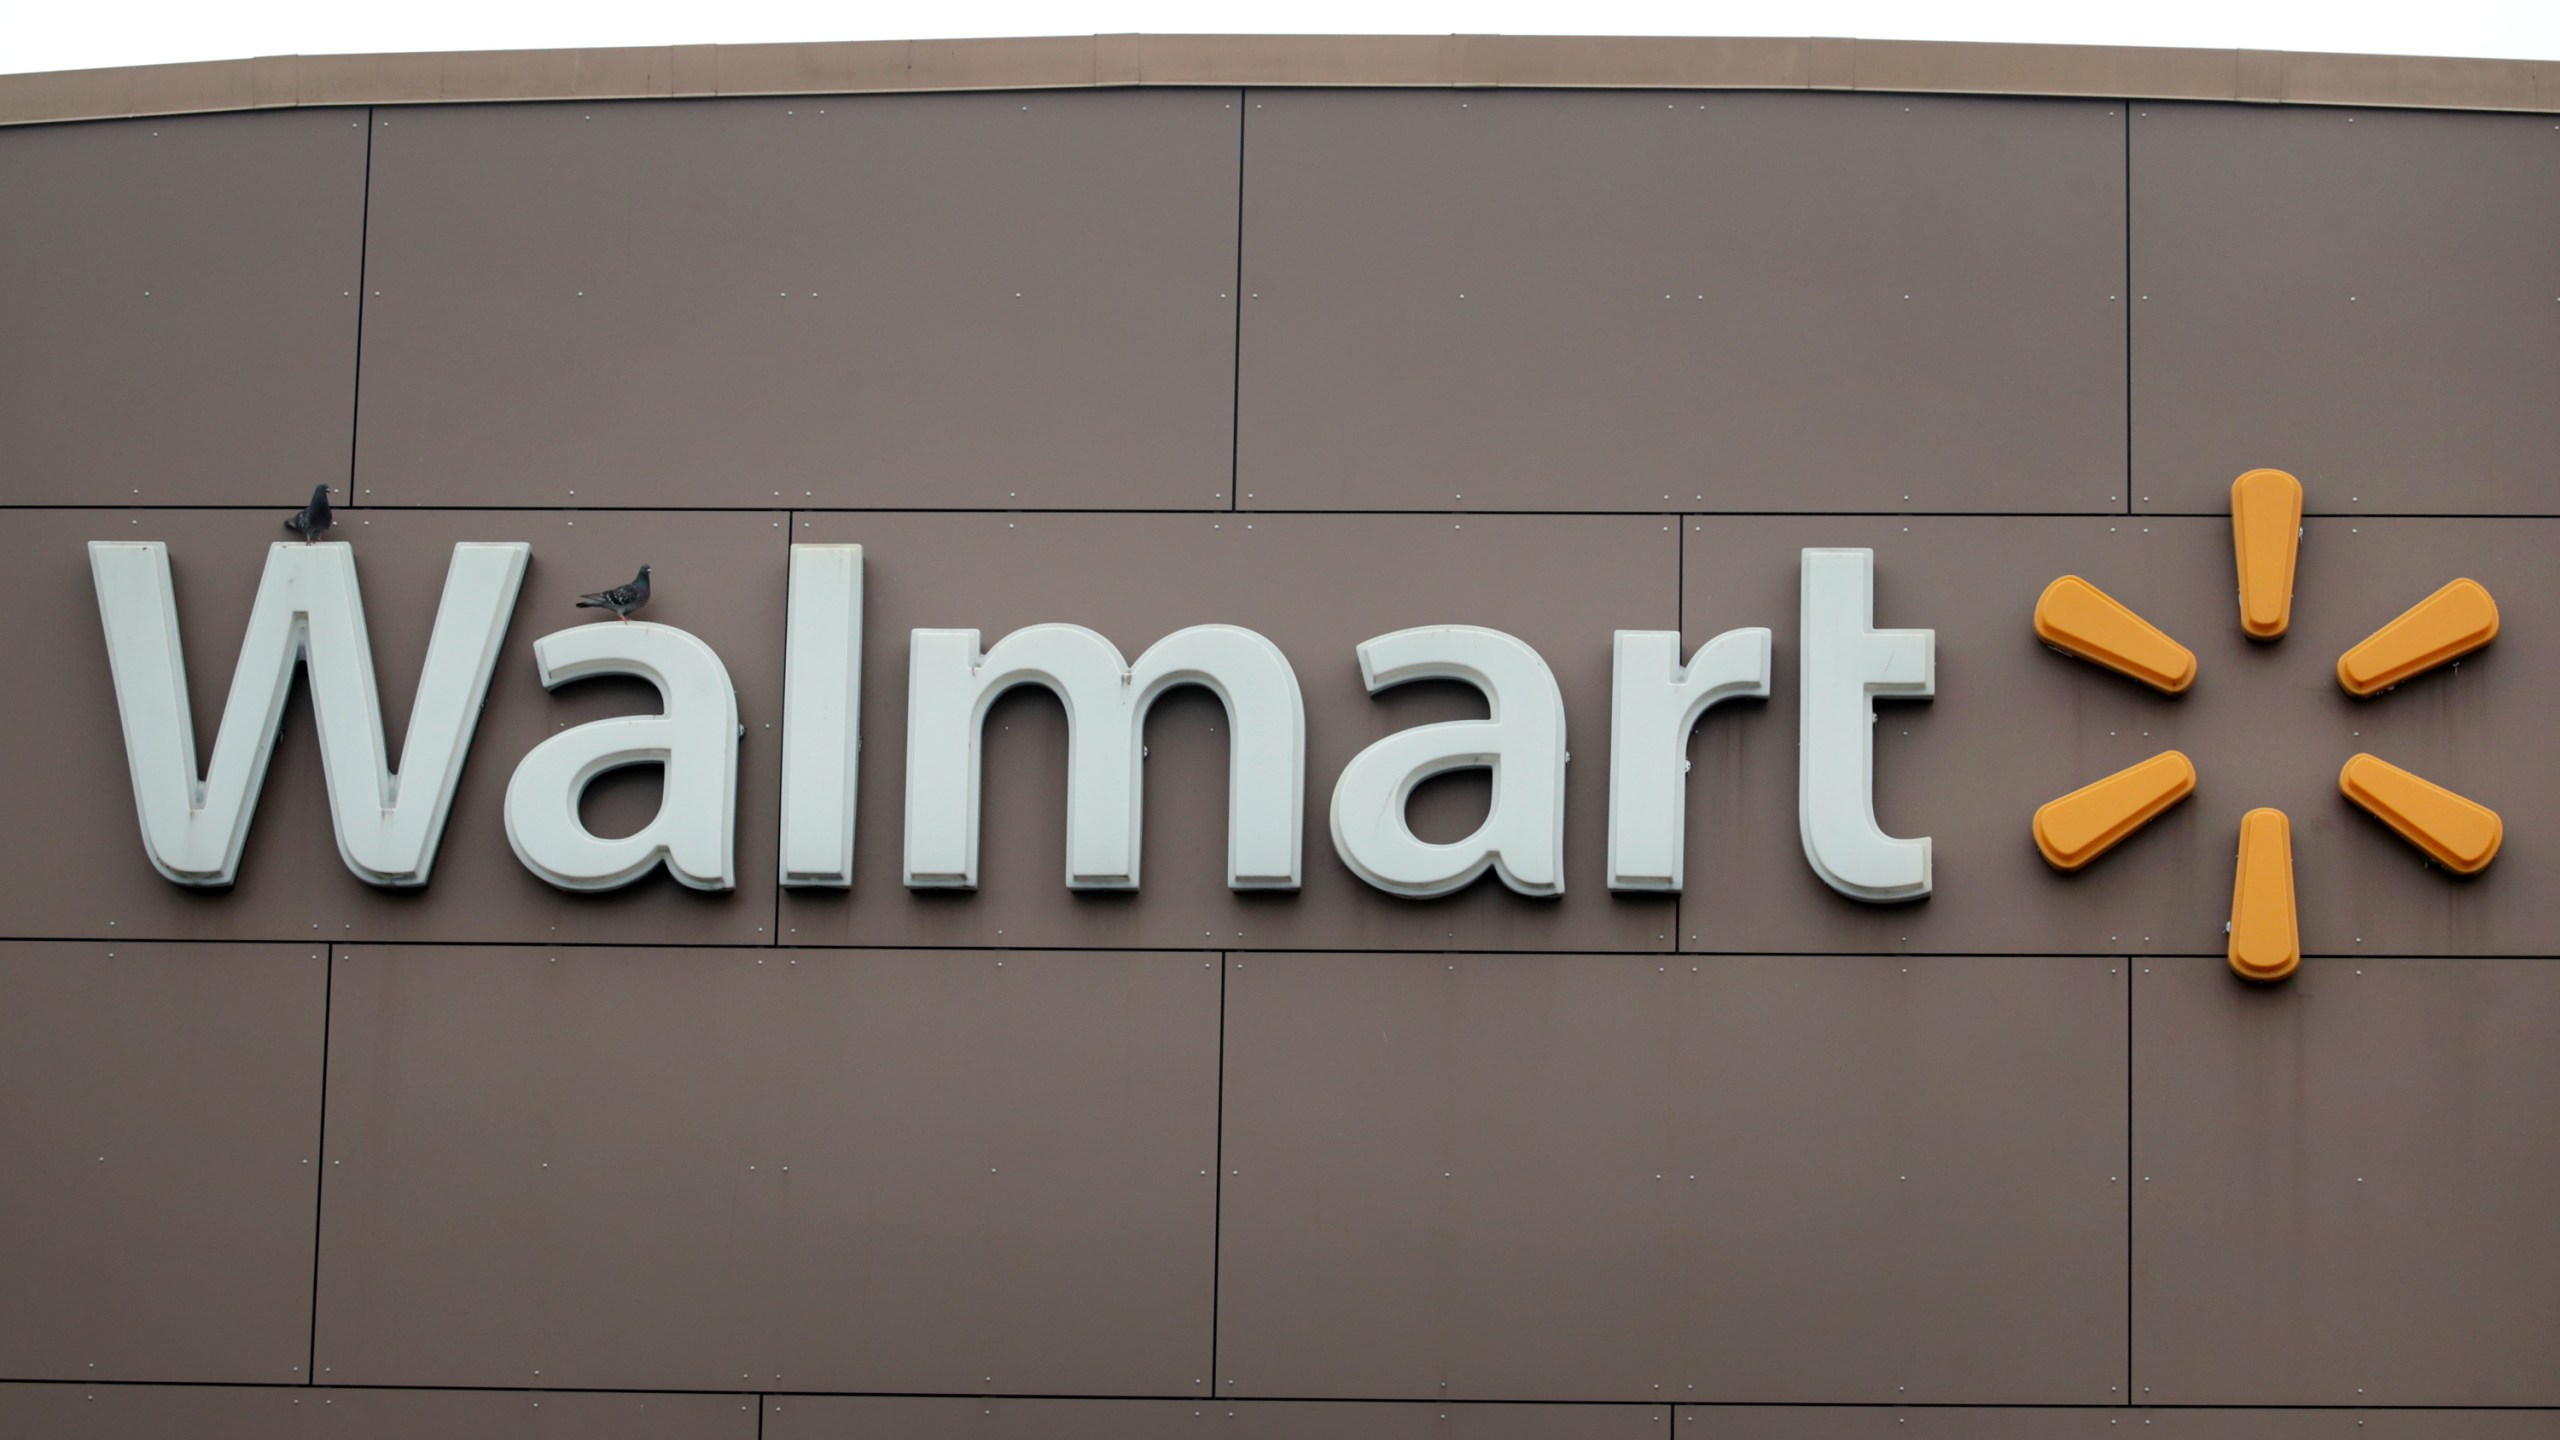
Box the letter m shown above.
[903,623,1305,891]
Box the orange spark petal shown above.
[2339,753,2503,874]
[2228,808,2299,983]
[2033,751,2197,871]
[2336,579,2499,697]
[2034,577,2197,694]
[2230,468,2303,641]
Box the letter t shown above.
[1797,547,1934,902]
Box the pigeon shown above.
[284,484,333,544]
[577,564,652,622]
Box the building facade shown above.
[2,34,2557,1438]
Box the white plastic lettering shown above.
[1605,627,1773,892]
[903,624,1305,890]
[1329,626,1566,899]
[504,622,740,892]
[1798,547,1934,902]
[89,540,529,888]
[777,545,863,887]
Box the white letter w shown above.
[89,540,530,888]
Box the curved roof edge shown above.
[3,33,2551,127]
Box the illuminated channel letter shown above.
[89,539,529,888]
[903,624,1305,891]
[1798,548,1934,903]
[1330,625,1566,900]
[777,545,863,887]
[1605,627,1772,892]
[504,622,741,892]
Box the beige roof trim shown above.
[3,33,2551,127]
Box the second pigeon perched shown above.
[577,564,652,622]
[285,484,333,544]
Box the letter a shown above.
[504,622,741,892]
[1330,626,1566,899]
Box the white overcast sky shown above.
[4,0,2555,77]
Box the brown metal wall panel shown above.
[12,1392,2557,1440]
[762,1398,1206,1440]
[2133,957,2560,1406]
[352,92,1240,509]
[0,110,365,506]
[1680,1411,2120,1438]
[1682,1411,2560,1438]
[2144,1416,2560,1440]
[1235,90,2125,513]
[1216,952,2125,1402]
[0,1383,756,1438]
[1678,515,2560,956]
[0,508,782,945]
[780,511,1677,953]
[0,942,322,1383]
[314,945,1217,1392]
[766,1397,1664,1438]
[2130,103,2560,515]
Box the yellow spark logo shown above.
[2026,469,2504,984]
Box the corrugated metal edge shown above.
[0,34,2550,126]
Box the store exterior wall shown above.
[2,41,2556,1436]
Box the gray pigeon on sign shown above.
[284,484,333,544]
[577,564,652,622]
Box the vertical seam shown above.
[306,942,335,1383]
[347,107,375,510]
[2122,101,2134,518]
[1674,513,1687,952]
[775,511,796,947]
[1208,947,1229,1398]
[2125,956,2136,1404]
[1229,90,1247,515]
